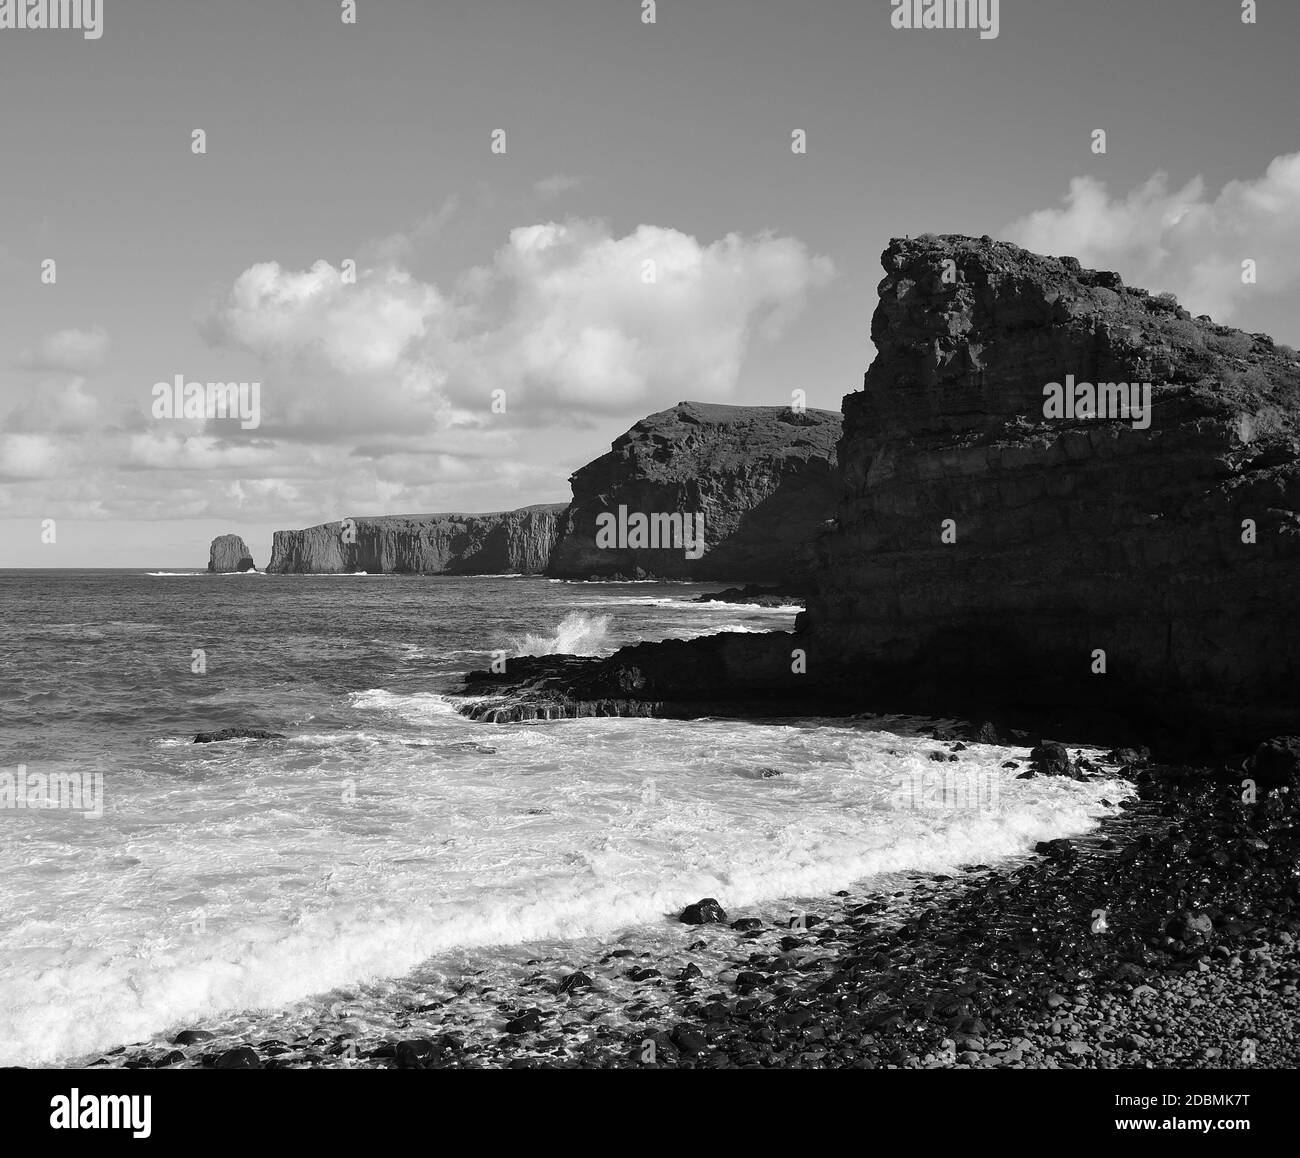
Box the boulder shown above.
[679,898,728,925]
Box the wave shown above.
[349,689,462,724]
[0,754,1126,1067]
[511,611,612,656]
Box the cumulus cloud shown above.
[18,326,110,373]
[198,219,833,437]
[0,433,65,481]
[1004,151,1300,325]
[5,377,102,433]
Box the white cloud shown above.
[0,433,64,481]
[1004,151,1300,324]
[18,326,110,373]
[5,377,101,433]
[199,220,833,434]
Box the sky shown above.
[1,0,1297,567]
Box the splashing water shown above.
[511,611,612,656]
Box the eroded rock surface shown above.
[546,401,841,583]
[266,504,566,574]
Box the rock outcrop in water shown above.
[207,534,256,573]
[466,236,1300,751]
[266,504,566,574]
[545,401,842,583]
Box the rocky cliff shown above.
[207,534,256,573]
[465,237,1300,751]
[545,401,842,583]
[265,504,566,574]
[805,234,1300,746]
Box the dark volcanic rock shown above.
[214,1046,260,1069]
[546,401,841,583]
[807,235,1300,749]
[1248,736,1300,787]
[679,898,728,925]
[557,971,593,994]
[1030,742,1074,777]
[207,534,255,573]
[266,504,565,574]
[394,1039,439,1068]
[194,728,286,743]
[456,635,852,723]
[693,584,805,608]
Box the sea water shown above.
[0,571,1126,1065]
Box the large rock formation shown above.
[208,534,256,573]
[464,237,1300,751]
[266,504,566,574]
[806,235,1300,746]
[546,401,842,583]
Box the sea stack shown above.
[208,534,256,573]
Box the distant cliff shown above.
[208,534,256,573]
[265,505,566,574]
[546,401,842,583]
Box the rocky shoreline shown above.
[79,731,1299,1071]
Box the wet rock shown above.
[1030,743,1073,777]
[1167,909,1216,947]
[504,1010,544,1034]
[1033,838,1075,862]
[679,898,728,925]
[172,1028,215,1045]
[395,1039,438,1068]
[735,971,770,994]
[194,728,286,744]
[776,1007,815,1030]
[678,963,703,981]
[214,1046,261,1069]
[731,918,764,931]
[628,966,661,982]
[557,971,593,994]
[670,1025,708,1055]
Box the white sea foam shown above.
[0,708,1130,1067]
[511,611,613,656]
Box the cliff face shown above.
[546,401,842,583]
[265,504,566,574]
[465,237,1300,750]
[208,534,255,573]
[805,235,1300,743]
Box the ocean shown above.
[0,570,1128,1067]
